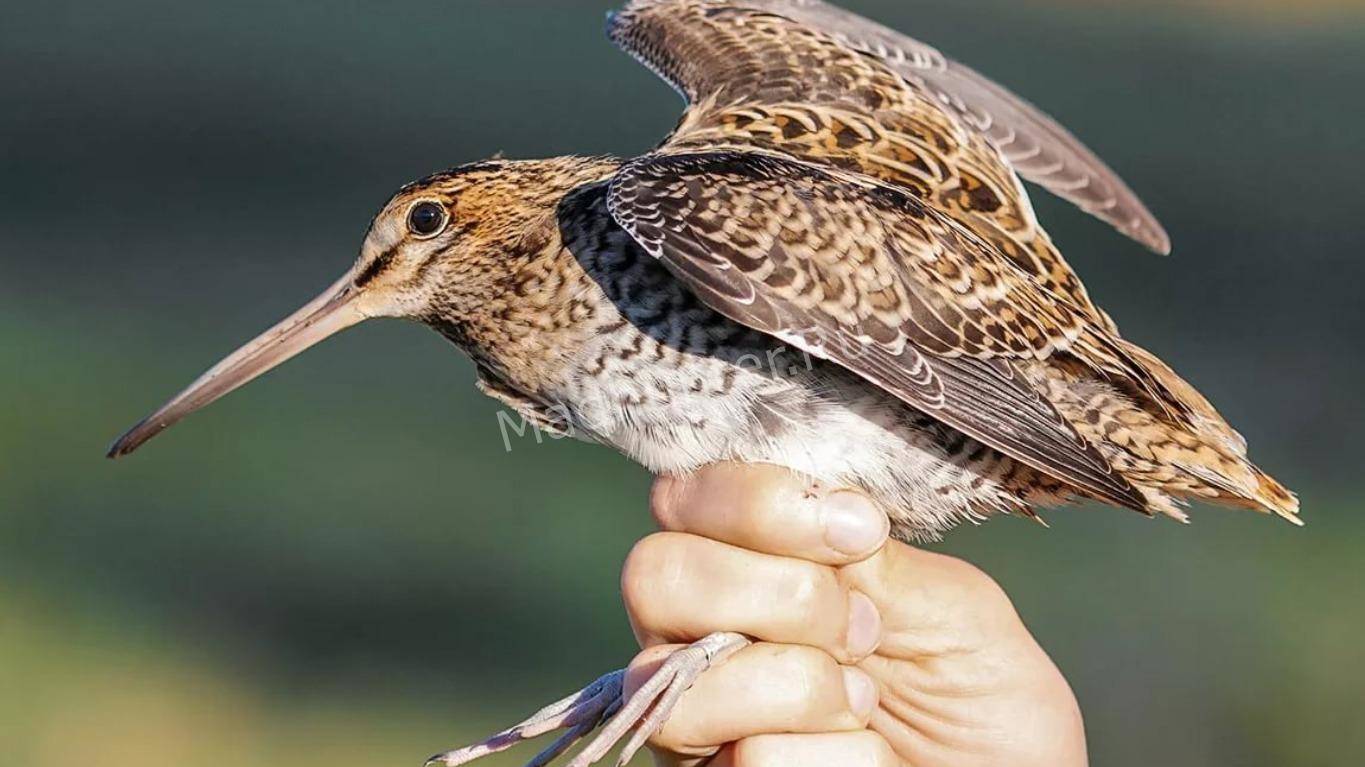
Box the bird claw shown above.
[426,632,750,767]
[425,670,624,767]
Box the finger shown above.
[652,463,889,566]
[622,533,883,663]
[712,731,903,767]
[624,643,880,759]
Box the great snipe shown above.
[109,2,1299,765]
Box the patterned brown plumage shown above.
[106,3,1301,763]
[611,0,1163,330]
[602,0,1296,524]
[609,150,1154,510]
[110,0,1299,532]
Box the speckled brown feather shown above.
[399,159,618,384]
[731,0,1173,253]
[383,0,1299,525]
[609,0,1152,331]
[106,0,1299,558]
[608,151,1150,510]
[604,0,1299,521]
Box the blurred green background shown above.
[3,0,1362,764]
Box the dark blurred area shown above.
[2,1,1362,764]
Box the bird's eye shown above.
[407,201,448,238]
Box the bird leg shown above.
[427,632,750,767]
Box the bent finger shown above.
[622,533,883,663]
[652,463,889,566]
[625,643,879,759]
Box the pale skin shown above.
[622,463,1089,767]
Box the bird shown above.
[107,1,1301,765]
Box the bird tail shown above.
[1247,468,1302,522]
[1027,342,1302,526]
[1117,340,1301,524]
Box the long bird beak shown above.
[107,274,368,458]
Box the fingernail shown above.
[846,591,883,660]
[842,667,879,719]
[823,492,887,556]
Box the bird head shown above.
[108,156,614,458]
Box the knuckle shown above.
[620,533,683,614]
[784,565,837,623]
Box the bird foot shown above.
[427,632,750,767]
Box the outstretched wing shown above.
[735,0,1171,254]
[606,150,1151,511]
[610,0,1168,254]
[608,0,1169,333]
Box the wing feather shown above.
[609,0,1170,255]
[607,150,1151,511]
[736,0,1171,253]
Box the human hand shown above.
[620,463,1088,767]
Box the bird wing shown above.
[735,0,1170,254]
[608,0,1169,333]
[606,150,1152,511]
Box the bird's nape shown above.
[106,274,370,458]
